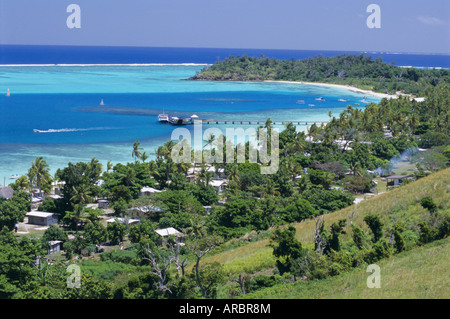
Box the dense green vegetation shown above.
[1,57,449,299]
[190,54,449,95]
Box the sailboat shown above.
[6,89,10,97]
[100,99,104,106]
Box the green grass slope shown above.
[243,237,449,299]
[201,169,449,276]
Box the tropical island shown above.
[190,54,449,96]
[0,55,449,300]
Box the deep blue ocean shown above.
[1,45,449,68]
[0,46,448,182]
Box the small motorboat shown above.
[169,116,183,125]
[315,97,326,101]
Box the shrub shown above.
[366,238,392,263]
[100,248,137,264]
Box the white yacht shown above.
[158,113,169,123]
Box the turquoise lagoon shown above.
[0,65,380,182]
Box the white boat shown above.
[308,104,315,107]
[169,116,183,125]
[338,99,347,102]
[100,99,104,106]
[158,113,169,123]
[315,97,326,101]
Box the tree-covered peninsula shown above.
[190,54,449,96]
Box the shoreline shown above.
[263,80,406,99]
[0,63,210,67]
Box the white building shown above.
[139,186,163,197]
[26,211,59,226]
[209,179,228,192]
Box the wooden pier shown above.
[198,120,328,126]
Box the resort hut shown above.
[0,186,13,199]
[48,241,63,255]
[26,211,59,226]
[127,205,165,218]
[386,175,414,187]
[106,217,140,226]
[208,179,228,193]
[98,199,109,209]
[51,180,65,195]
[139,186,163,197]
[154,227,184,245]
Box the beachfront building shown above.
[26,211,59,226]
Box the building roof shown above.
[0,186,14,199]
[155,227,182,237]
[48,194,62,200]
[387,175,413,179]
[26,211,58,218]
[209,180,227,187]
[49,240,63,245]
[106,217,140,224]
[140,186,162,193]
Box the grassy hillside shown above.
[198,168,449,280]
[243,237,450,299]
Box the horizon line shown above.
[1,44,449,56]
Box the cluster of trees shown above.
[270,195,449,284]
[190,54,449,95]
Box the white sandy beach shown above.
[264,80,406,99]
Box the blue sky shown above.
[0,0,449,53]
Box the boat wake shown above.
[33,127,116,133]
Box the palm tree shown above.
[119,166,136,187]
[132,140,143,162]
[141,152,149,163]
[106,160,113,173]
[197,165,213,187]
[15,175,29,190]
[203,133,217,164]
[70,183,92,206]
[28,157,51,195]
[264,118,273,130]
[226,164,241,187]
[285,135,305,157]
[203,133,216,150]
[63,204,90,233]
[176,161,192,177]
